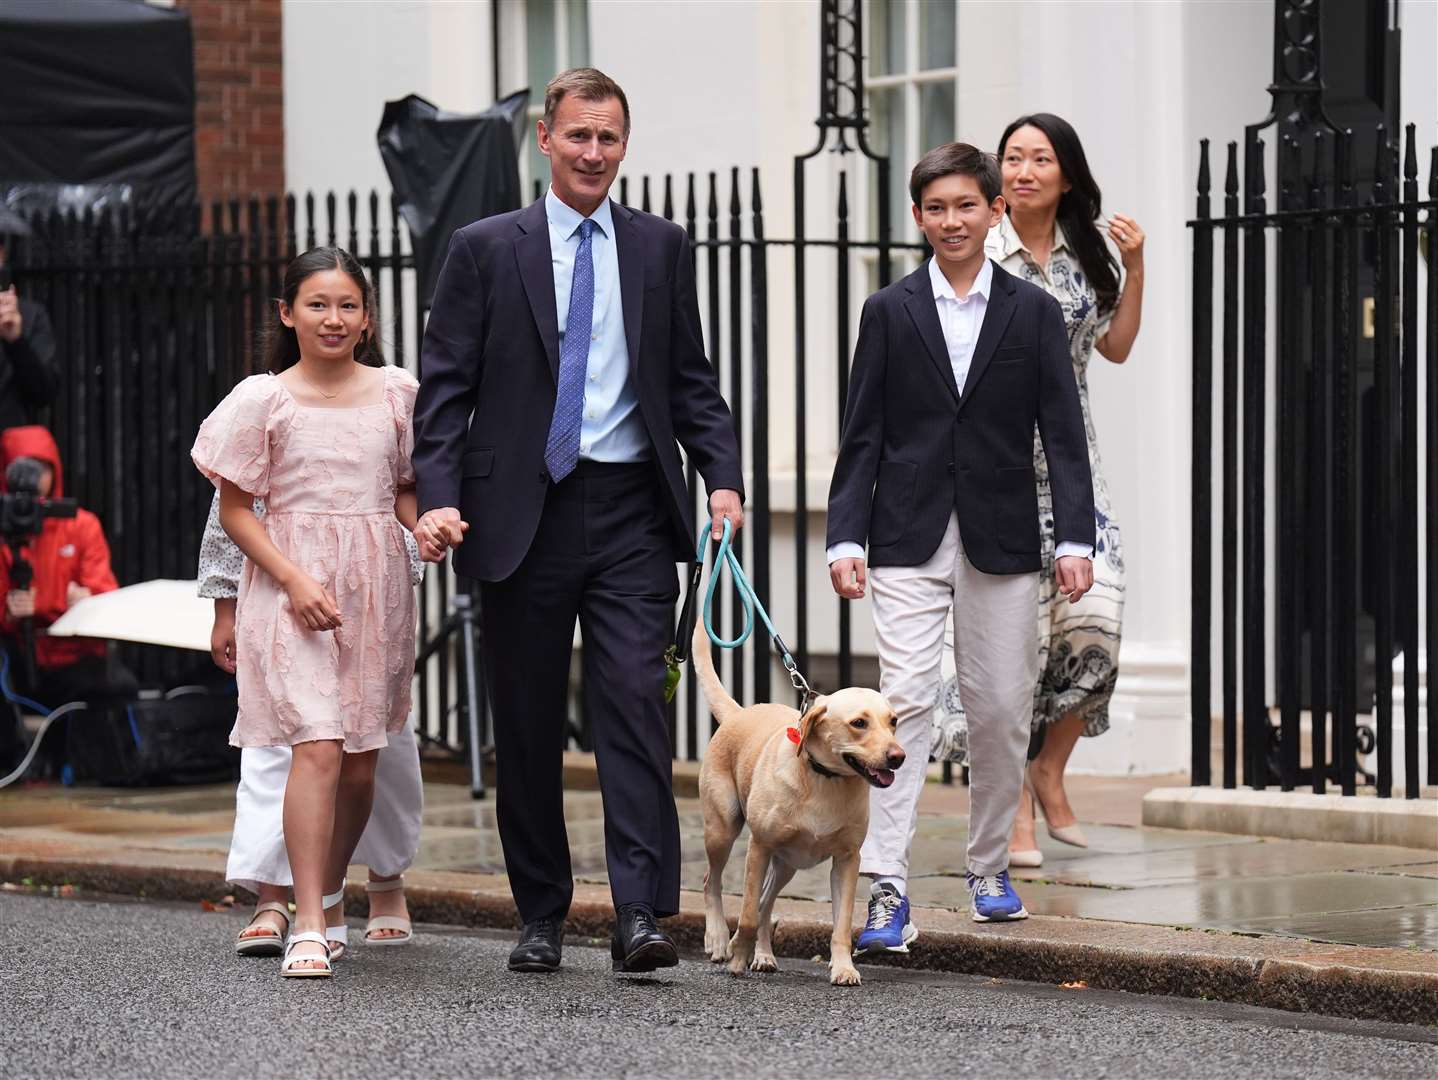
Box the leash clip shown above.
[775,636,817,715]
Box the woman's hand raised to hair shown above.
[1107,213,1145,271]
[284,572,342,632]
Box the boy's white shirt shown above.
[825,254,1094,566]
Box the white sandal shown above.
[364,876,413,946]
[323,880,348,961]
[235,901,290,957]
[280,931,332,978]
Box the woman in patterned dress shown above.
[992,114,1145,864]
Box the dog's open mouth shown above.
[844,753,896,788]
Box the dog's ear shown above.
[796,696,829,755]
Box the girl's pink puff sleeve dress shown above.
[191,366,419,752]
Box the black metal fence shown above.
[1189,122,1435,799]
[8,161,918,762]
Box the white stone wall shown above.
[283,0,496,201]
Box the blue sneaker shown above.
[855,882,919,953]
[967,870,1028,922]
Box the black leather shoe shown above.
[610,903,679,973]
[508,917,563,972]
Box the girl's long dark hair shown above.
[998,113,1120,315]
[264,246,384,373]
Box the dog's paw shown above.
[726,937,753,976]
[750,952,779,974]
[830,964,862,987]
[704,928,730,961]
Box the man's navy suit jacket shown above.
[413,196,743,582]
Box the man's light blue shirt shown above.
[546,187,648,463]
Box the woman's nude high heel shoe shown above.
[1046,821,1089,848]
[1031,782,1088,849]
[1009,785,1044,868]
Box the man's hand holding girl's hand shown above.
[414,507,469,563]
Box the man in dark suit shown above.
[825,143,1094,946]
[412,68,744,974]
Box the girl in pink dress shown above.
[192,246,418,978]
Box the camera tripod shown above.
[4,541,40,693]
[414,588,490,799]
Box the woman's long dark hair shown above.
[264,246,384,373]
[998,113,1120,315]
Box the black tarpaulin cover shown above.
[0,0,197,211]
[378,90,528,307]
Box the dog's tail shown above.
[691,569,742,725]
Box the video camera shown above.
[2,457,77,687]
[2,457,75,545]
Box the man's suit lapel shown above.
[610,201,643,383]
[958,261,1016,413]
[902,266,960,405]
[514,198,560,383]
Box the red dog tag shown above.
[786,727,801,745]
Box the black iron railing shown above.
[1189,122,1435,798]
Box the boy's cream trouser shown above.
[861,514,1038,880]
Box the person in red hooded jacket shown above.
[0,425,126,708]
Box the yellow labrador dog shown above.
[694,621,904,986]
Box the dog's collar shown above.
[805,753,844,780]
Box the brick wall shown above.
[177,0,284,209]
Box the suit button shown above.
[539,471,549,483]
[947,463,955,474]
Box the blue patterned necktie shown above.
[544,218,596,482]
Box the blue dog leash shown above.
[664,518,817,713]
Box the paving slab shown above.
[1037,836,1432,889]
[1031,871,1438,939]
[1368,862,1438,879]
[1222,905,1438,950]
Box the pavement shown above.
[1,764,1436,1027]
[3,890,1436,1080]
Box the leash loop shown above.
[689,519,818,713]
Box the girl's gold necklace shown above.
[297,364,356,400]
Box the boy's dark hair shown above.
[263,246,384,374]
[909,143,1002,206]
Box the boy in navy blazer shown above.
[826,143,1095,946]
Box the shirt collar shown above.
[546,186,614,240]
[928,255,993,303]
[994,213,1070,260]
